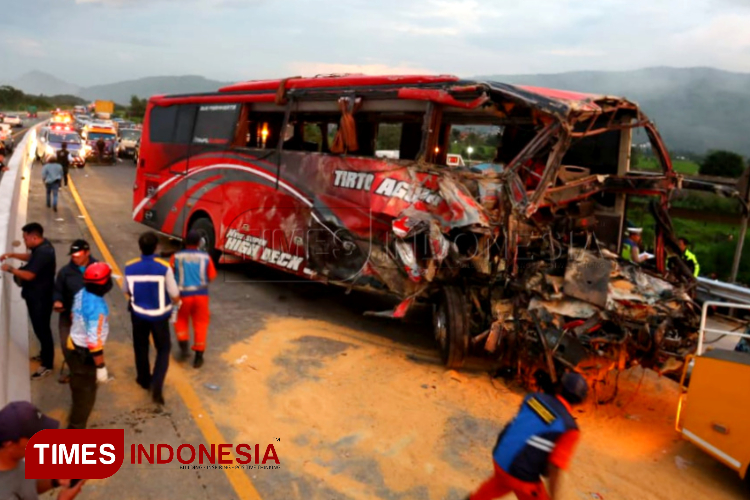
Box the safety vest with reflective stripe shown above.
[684,249,700,277]
[621,238,637,261]
[125,255,173,321]
[172,249,212,297]
[492,393,579,482]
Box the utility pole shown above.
[730,166,750,283]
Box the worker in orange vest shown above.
[171,230,217,368]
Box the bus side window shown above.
[174,105,197,144]
[239,112,284,150]
[192,104,240,146]
[149,106,178,143]
[147,104,196,144]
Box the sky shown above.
[1,0,749,86]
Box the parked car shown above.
[81,124,117,164]
[3,114,22,127]
[117,128,141,158]
[0,124,14,153]
[36,125,86,167]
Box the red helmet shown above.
[83,262,112,285]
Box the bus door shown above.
[168,103,240,243]
[220,103,285,264]
[139,104,196,234]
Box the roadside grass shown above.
[635,156,700,175]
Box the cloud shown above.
[392,24,459,36]
[73,0,256,5]
[543,48,607,58]
[286,62,436,77]
[6,0,750,85]
[14,37,44,57]
[393,0,500,37]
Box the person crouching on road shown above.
[54,239,97,384]
[171,229,217,368]
[124,232,180,406]
[41,155,64,212]
[67,262,112,429]
[468,373,588,500]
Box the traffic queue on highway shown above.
[33,108,142,167]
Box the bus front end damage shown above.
[340,82,700,387]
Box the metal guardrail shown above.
[696,277,750,305]
[697,300,750,356]
[0,128,36,406]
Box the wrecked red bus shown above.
[133,74,699,386]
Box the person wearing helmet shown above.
[170,229,217,368]
[468,372,588,500]
[66,262,113,429]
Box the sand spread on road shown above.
[201,316,748,500]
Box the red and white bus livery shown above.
[134,74,699,378]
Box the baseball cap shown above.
[69,239,91,255]
[0,401,59,442]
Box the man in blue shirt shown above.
[124,232,180,406]
[468,373,588,500]
[41,156,63,212]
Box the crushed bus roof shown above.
[153,74,639,123]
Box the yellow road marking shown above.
[67,176,263,500]
[67,179,124,287]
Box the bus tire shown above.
[433,286,470,369]
[188,217,219,262]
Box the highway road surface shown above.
[20,153,749,500]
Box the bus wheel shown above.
[433,286,469,369]
[189,218,219,262]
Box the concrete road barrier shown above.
[0,128,36,405]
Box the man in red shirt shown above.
[468,372,588,500]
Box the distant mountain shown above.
[4,72,229,106]
[78,75,231,105]
[9,71,82,97]
[6,67,750,155]
[477,67,750,156]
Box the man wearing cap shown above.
[170,230,217,369]
[468,373,588,500]
[0,401,87,500]
[1,223,57,379]
[54,240,97,383]
[621,227,645,264]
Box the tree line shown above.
[0,85,86,111]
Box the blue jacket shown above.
[171,249,215,297]
[493,393,579,482]
[69,289,109,353]
[124,255,179,321]
[41,162,63,185]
